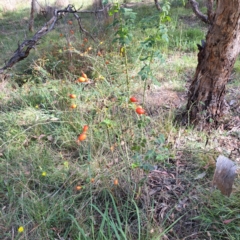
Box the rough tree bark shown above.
[186,0,240,128]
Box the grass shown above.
[1,1,240,239]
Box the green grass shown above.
[0,1,240,239]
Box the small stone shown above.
[212,155,237,197]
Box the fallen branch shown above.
[0,4,109,74]
[189,0,209,24]
[0,14,57,74]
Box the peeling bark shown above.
[186,0,240,128]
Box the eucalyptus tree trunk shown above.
[186,0,240,128]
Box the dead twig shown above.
[55,4,98,41]
[70,6,97,41]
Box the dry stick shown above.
[72,4,111,40]
[73,11,96,42]
[57,4,97,41]
[189,0,209,24]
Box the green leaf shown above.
[131,144,141,152]
[102,0,108,5]
[153,51,164,61]
[108,3,119,16]
[140,163,155,171]
[145,150,156,160]
[139,56,149,61]
[131,163,140,169]
[138,65,151,81]
[100,119,115,128]
[162,33,169,42]
[155,134,165,145]
[63,161,69,169]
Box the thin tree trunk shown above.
[29,0,41,32]
[186,0,240,128]
[93,0,108,21]
[29,0,35,32]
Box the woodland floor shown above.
[138,79,240,239]
[1,1,240,239]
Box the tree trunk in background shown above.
[93,0,108,21]
[186,0,240,128]
[29,0,35,32]
[29,0,41,32]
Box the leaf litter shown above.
[138,152,211,239]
